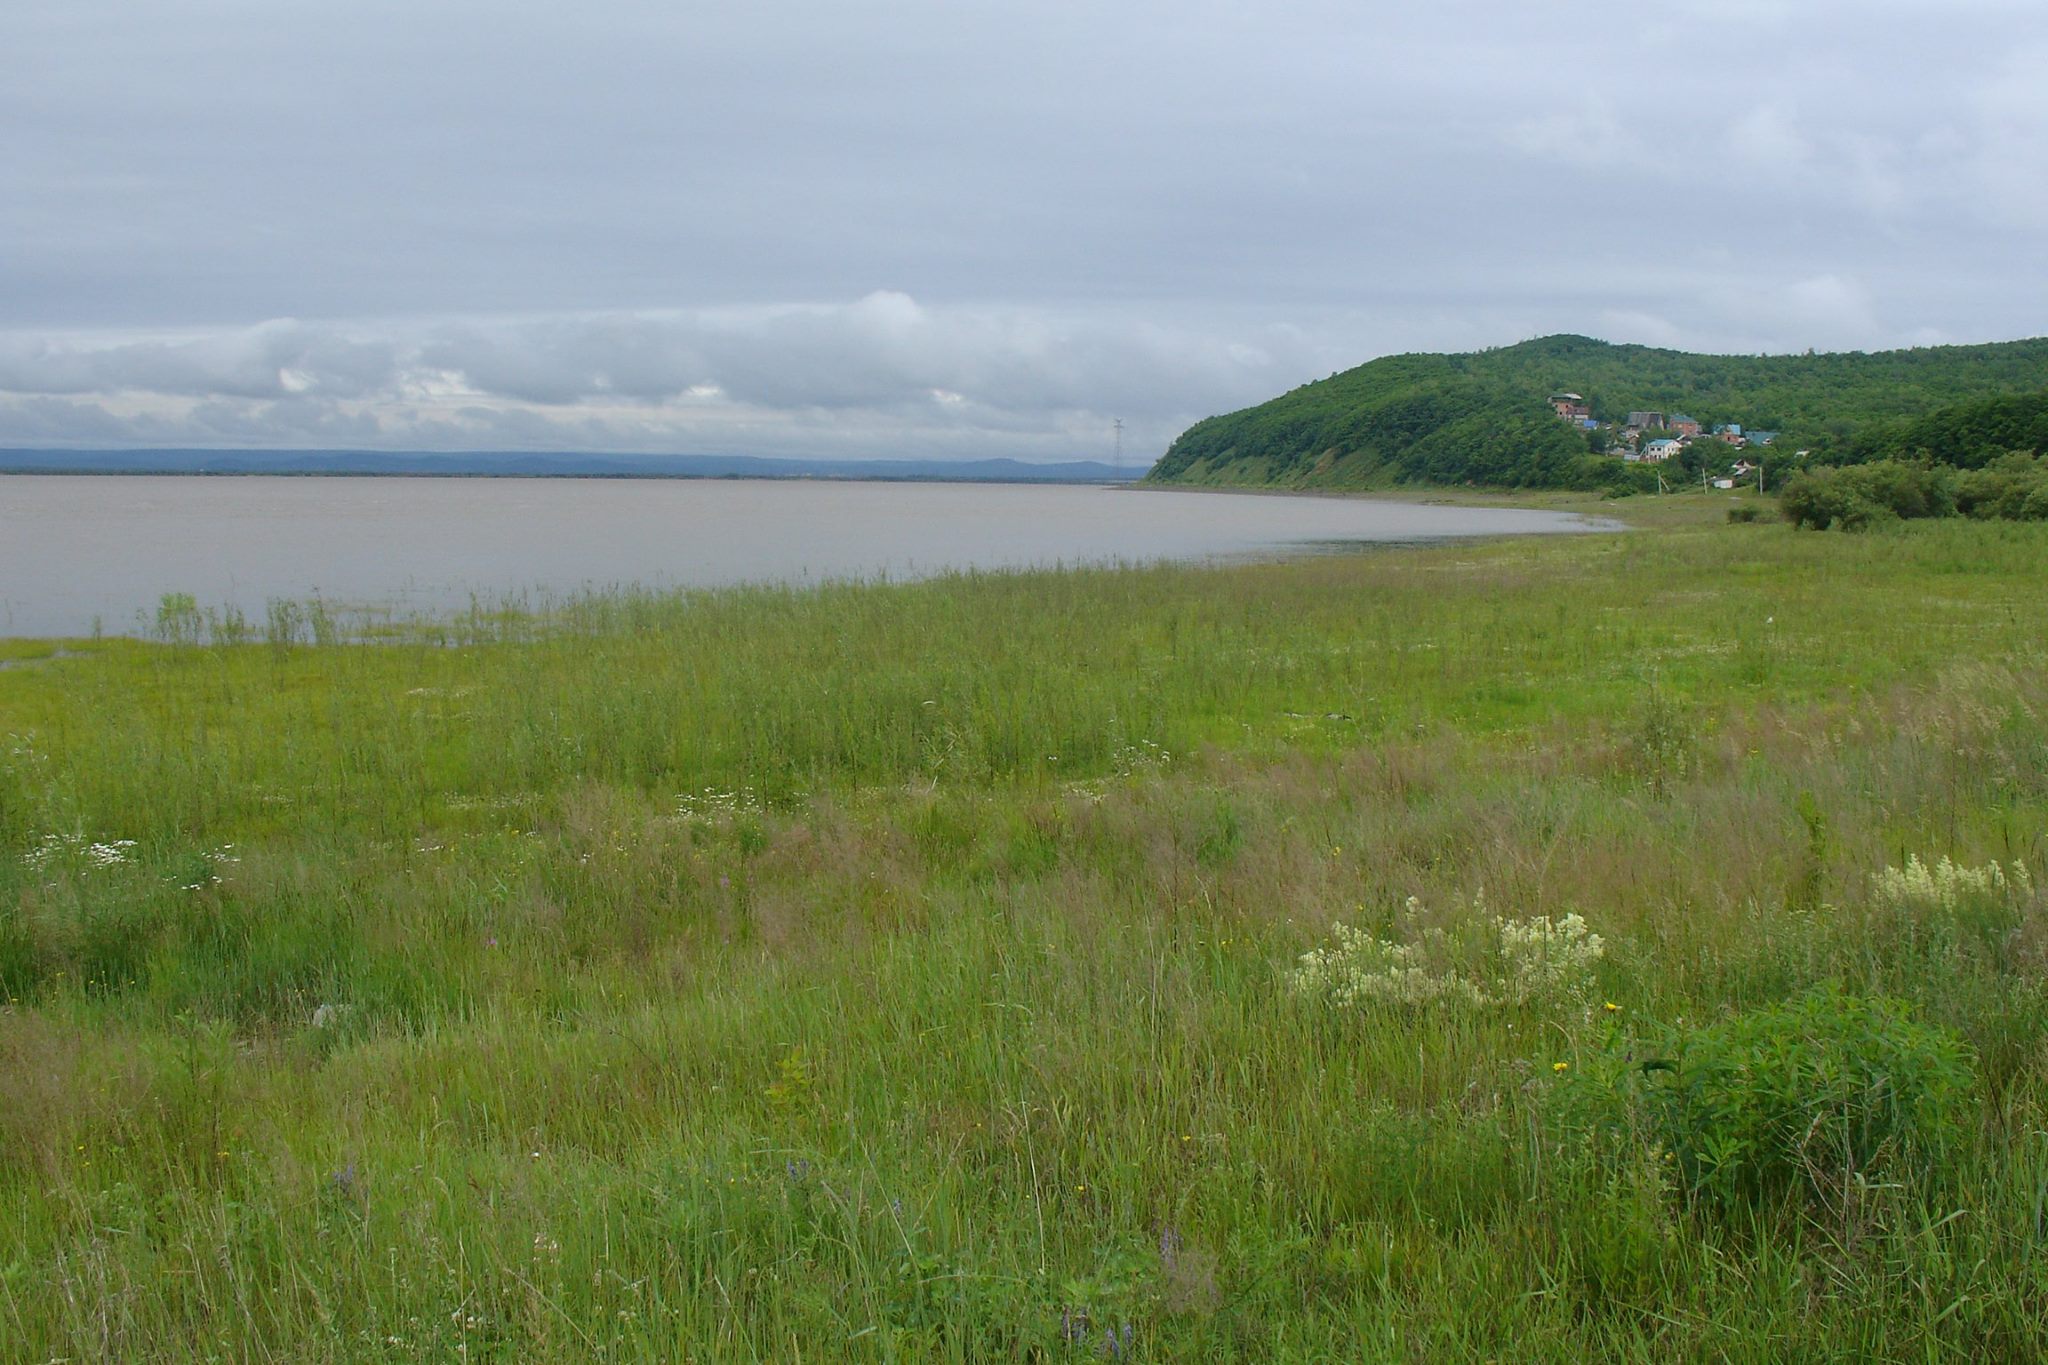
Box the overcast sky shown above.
[4,0,2044,462]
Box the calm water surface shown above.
[0,476,1615,638]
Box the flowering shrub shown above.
[1497,913,1607,1006]
[1290,899,1604,1012]
[1871,854,2029,914]
[1288,921,1488,1009]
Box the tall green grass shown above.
[3,510,2047,1359]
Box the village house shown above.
[1548,390,1774,463]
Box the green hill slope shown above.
[1145,334,2048,491]
[1838,389,2048,468]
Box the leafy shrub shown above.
[1562,986,1973,1209]
[1726,503,1766,523]
[1855,459,1956,519]
[1779,460,1956,530]
[1778,466,1878,531]
[1781,454,2048,528]
[1952,452,2048,520]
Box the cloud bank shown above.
[0,296,1343,458]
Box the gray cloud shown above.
[3,1,2044,458]
[0,297,1341,458]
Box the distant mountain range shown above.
[0,448,1134,483]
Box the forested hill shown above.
[1836,389,2048,468]
[1144,334,2048,490]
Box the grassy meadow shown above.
[4,496,2048,1360]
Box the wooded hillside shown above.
[1146,334,2048,490]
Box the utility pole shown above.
[1113,418,1125,479]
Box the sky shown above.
[4,0,2045,463]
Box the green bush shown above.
[1778,467,1878,530]
[1563,986,1973,1209]
[1726,503,1766,523]
[1781,454,2048,529]
[1952,453,2048,521]
[1780,460,1956,530]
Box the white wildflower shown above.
[22,833,137,871]
[87,840,137,867]
[1110,739,1172,778]
[1290,924,1488,1009]
[1495,913,1606,1007]
[674,786,763,823]
[1872,854,2015,913]
[1291,902,1604,1013]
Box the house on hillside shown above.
[1626,410,1666,431]
[1668,413,1702,437]
[1636,438,1681,463]
[1713,423,1747,446]
[1746,430,1778,446]
[1550,392,1591,421]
